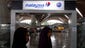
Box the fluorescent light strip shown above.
[19,17,23,21]
[59,17,64,23]
[65,15,69,19]
[20,20,31,24]
[76,8,83,18]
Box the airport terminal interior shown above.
[15,13,72,48]
[0,0,85,48]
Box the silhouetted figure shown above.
[38,26,52,48]
[12,27,29,48]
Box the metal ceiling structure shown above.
[16,13,71,25]
[77,0,85,18]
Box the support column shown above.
[31,15,36,28]
[10,10,16,48]
[70,11,77,48]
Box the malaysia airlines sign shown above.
[23,1,64,10]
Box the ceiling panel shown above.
[77,0,85,17]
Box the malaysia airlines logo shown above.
[46,2,51,7]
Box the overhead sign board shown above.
[23,1,64,10]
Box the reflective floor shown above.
[27,32,70,48]
[0,29,69,48]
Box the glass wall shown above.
[0,24,10,48]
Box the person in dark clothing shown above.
[38,26,52,48]
[12,27,29,48]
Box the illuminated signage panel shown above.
[23,1,64,10]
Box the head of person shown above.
[40,26,52,38]
[12,27,29,48]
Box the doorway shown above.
[10,10,76,48]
